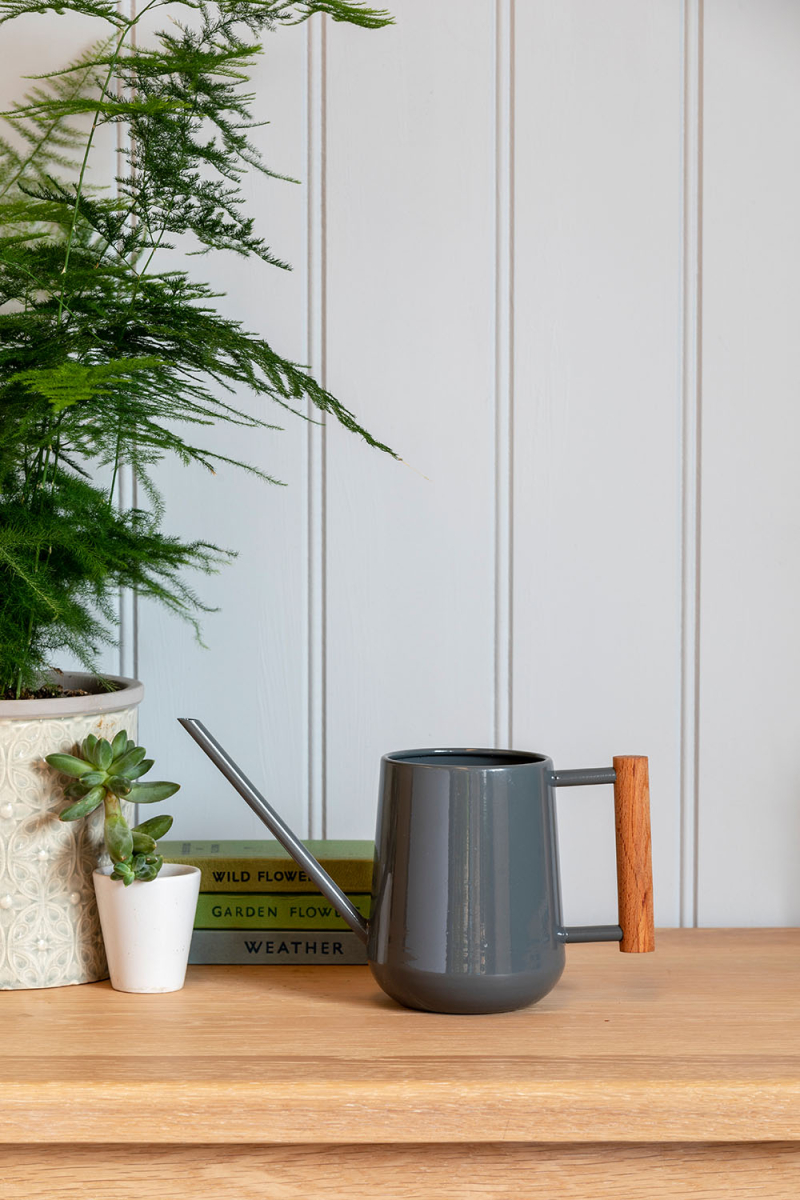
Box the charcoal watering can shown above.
[180,719,654,1014]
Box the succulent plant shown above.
[46,733,179,885]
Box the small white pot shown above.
[93,864,201,993]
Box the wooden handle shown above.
[612,755,655,953]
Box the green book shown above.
[160,839,374,892]
[194,891,372,930]
[188,929,368,965]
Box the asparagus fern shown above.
[0,0,394,697]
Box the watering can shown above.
[180,720,654,1013]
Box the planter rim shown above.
[94,864,200,886]
[0,671,143,719]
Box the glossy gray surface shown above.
[367,749,565,1013]
[180,728,624,1014]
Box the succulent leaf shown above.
[111,861,136,886]
[133,814,173,840]
[128,781,180,805]
[135,855,164,882]
[131,831,157,853]
[60,786,105,821]
[47,732,178,883]
[95,739,113,771]
[111,730,129,761]
[79,770,106,787]
[64,779,93,798]
[81,735,99,763]
[124,758,154,781]
[113,746,147,776]
[104,812,133,863]
[45,753,93,778]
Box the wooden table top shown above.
[2,929,799,1145]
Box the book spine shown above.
[162,856,373,893]
[194,892,371,930]
[188,929,368,965]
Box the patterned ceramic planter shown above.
[0,673,143,990]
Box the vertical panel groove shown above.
[117,0,138,684]
[494,0,515,749]
[680,0,703,928]
[117,467,138,680]
[307,15,327,838]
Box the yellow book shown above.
[160,839,374,893]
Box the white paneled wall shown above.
[138,19,313,846]
[324,2,497,833]
[4,1,800,925]
[513,1,684,927]
[699,0,800,925]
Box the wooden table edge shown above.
[4,1079,800,1145]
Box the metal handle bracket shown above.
[551,765,621,946]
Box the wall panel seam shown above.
[494,0,515,750]
[117,0,138,686]
[680,0,703,928]
[306,15,327,839]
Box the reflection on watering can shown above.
[179,719,654,1014]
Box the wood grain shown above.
[613,755,655,952]
[6,1143,800,1200]
[2,931,800,1144]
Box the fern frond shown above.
[0,0,395,694]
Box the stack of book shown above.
[160,839,373,964]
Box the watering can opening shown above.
[384,748,547,768]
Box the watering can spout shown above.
[177,718,370,945]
